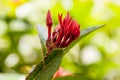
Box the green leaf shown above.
[54,75,93,80]
[26,48,64,80]
[37,24,47,57]
[26,25,105,80]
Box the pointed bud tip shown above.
[46,10,53,28]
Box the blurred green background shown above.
[0,0,120,80]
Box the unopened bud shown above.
[46,10,53,28]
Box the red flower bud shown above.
[46,10,53,54]
[46,10,53,28]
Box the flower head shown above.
[46,10,80,53]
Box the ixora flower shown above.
[46,10,80,53]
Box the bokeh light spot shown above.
[5,53,19,67]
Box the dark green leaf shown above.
[26,48,63,80]
[54,75,93,80]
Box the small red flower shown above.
[53,67,72,79]
[46,10,80,53]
